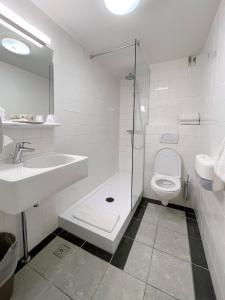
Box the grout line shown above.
[143,204,161,299]
[147,284,181,300]
[52,227,64,236]
[123,234,135,241]
[46,284,74,300]
[122,267,150,285]
[109,254,113,264]
[50,280,75,300]
[28,259,74,300]
[90,263,111,300]
[157,223,188,236]
[191,262,209,271]
[186,216,197,221]
[152,246,191,264]
[80,240,87,248]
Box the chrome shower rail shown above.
[89,39,140,59]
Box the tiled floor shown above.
[12,199,216,300]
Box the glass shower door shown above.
[131,40,150,209]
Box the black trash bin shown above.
[0,233,17,300]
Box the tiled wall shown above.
[0,0,120,258]
[195,0,225,298]
[144,58,202,208]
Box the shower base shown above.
[59,172,140,254]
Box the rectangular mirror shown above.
[0,23,54,122]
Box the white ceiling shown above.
[31,0,220,77]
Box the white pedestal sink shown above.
[0,152,88,215]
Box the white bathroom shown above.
[0,0,224,300]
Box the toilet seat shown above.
[151,174,181,193]
[150,148,182,206]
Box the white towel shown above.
[214,137,225,182]
[73,202,120,233]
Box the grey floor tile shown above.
[29,236,79,280]
[158,208,187,234]
[93,265,145,300]
[142,204,161,225]
[148,249,195,300]
[12,266,51,300]
[40,286,71,300]
[161,207,185,217]
[124,241,153,282]
[144,285,177,300]
[136,221,157,247]
[50,248,108,299]
[154,227,191,261]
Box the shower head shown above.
[125,72,135,80]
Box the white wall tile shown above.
[144,57,201,208]
[194,1,225,298]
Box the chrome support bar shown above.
[90,40,140,59]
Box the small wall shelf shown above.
[2,121,61,129]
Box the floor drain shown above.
[106,197,114,203]
[53,244,71,259]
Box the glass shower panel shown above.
[131,41,150,209]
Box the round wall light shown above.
[104,0,140,15]
[1,38,30,55]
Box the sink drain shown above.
[106,197,114,203]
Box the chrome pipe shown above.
[21,211,31,263]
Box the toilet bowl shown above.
[150,148,181,206]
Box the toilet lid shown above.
[154,148,181,177]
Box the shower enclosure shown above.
[60,39,150,253]
[132,40,150,209]
[90,39,150,210]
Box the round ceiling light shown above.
[104,0,140,15]
[1,38,30,55]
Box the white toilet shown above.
[151,148,182,206]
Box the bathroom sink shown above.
[0,152,88,215]
[23,153,76,169]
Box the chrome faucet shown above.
[13,142,35,164]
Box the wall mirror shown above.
[0,23,54,123]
